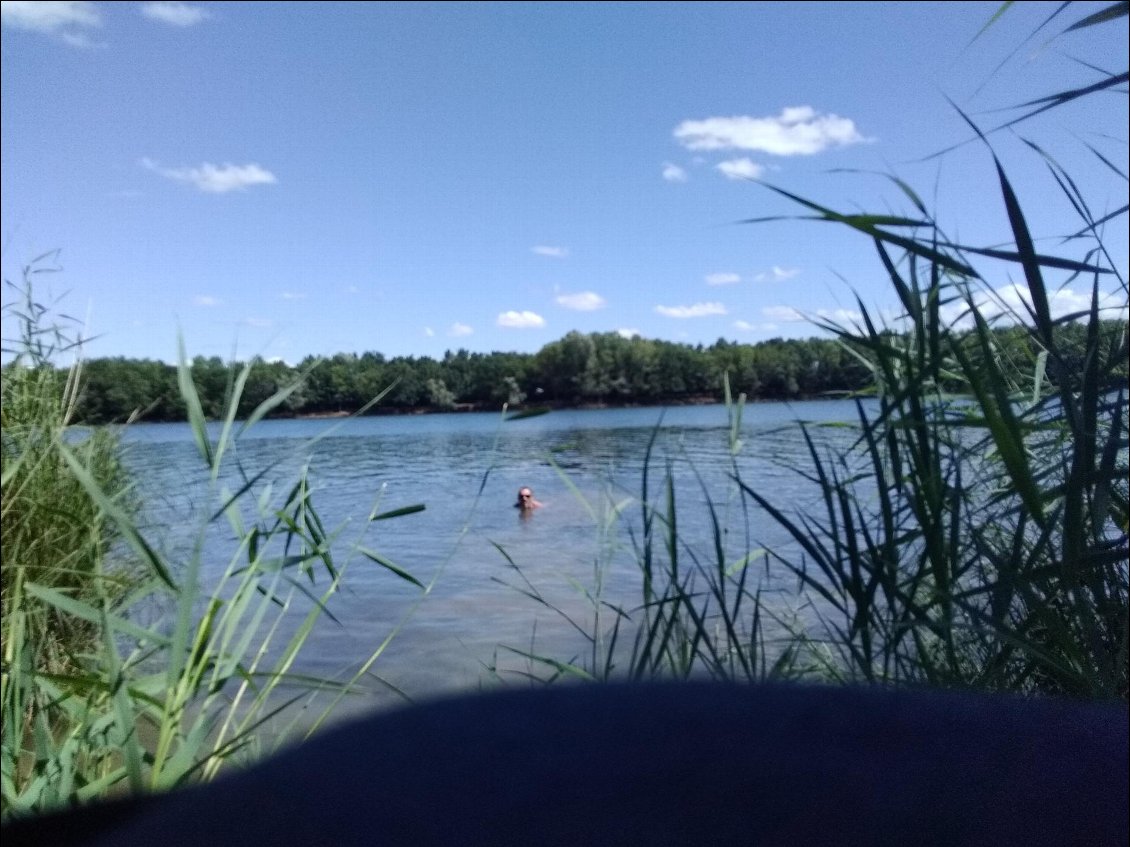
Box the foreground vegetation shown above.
[499,3,1128,699]
[1,280,429,818]
[1,274,134,693]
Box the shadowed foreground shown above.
[4,682,1127,846]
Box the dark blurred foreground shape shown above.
[4,682,1127,846]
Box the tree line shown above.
[60,323,1118,424]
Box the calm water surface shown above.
[120,400,862,714]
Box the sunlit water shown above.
[119,400,864,717]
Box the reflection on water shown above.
[120,400,862,711]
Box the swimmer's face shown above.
[518,488,533,503]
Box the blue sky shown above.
[2,1,1126,364]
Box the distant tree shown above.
[425,378,456,410]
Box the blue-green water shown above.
[120,400,861,711]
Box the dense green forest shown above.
[59,322,1122,424]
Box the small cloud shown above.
[816,308,863,325]
[661,162,688,183]
[244,317,272,327]
[280,291,306,300]
[531,246,568,258]
[194,295,221,307]
[424,327,435,337]
[141,158,277,193]
[497,310,546,328]
[617,328,641,339]
[345,285,360,294]
[993,283,1089,320]
[140,2,211,26]
[447,322,473,337]
[941,283,1124,328]
[705,272,741,287]
[655,302,727,319]
[733,320,778,333]
[555,291,606,311]
[716,158,764,181]
[60,29,102,48]
[762,306,804,322]
[1,1,101,40]
[772,265,800,281]
[763,305,862,325]
[674,107,869,156]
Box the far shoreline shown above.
[288,392,860,421]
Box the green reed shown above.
[497,3,1127,699]
[1,270,427,818]
[731,3,1128,697]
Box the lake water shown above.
[119,400,863,717]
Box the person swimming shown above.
[514,487,543,511]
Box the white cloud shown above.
[733,320,778,333]
[716,158,764,181]
[662,162,688,183]
[345,285,360,294]
[555,291,606,311]
[448,322,473,337]
[617,328,641,339]
[756,265,800,282]
[140,2,211,26]
[991,283,1089,320]
[424,327,435,337]
[655,302,727,319]
[141,158,277,193]
[674,107,869,156]
[762,306,804,322]
[281,291,305,300]
[60,29,101,47]
[1,1,100,33]
[705,272,741,286]
[244,317,272,328]
[763,305,862,325]
[942,283,1126,328]
[194,295,220,307]
[497,310,546,328]
[816,308,863,324]
[531,245,568,258]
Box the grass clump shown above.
[1,264,427,819]
[2,256,136,687]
